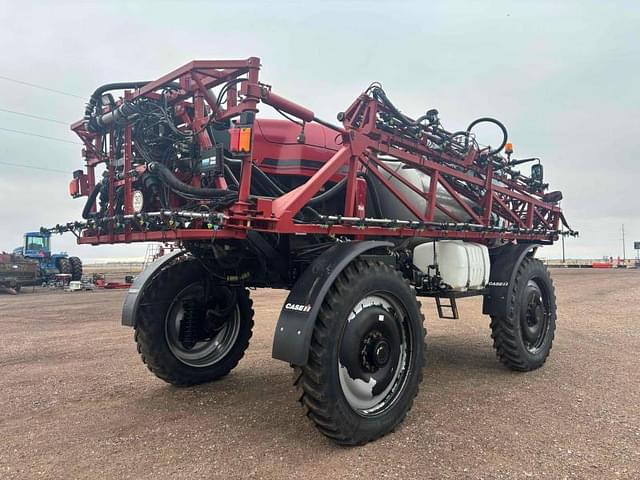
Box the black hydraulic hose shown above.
[242,163,321,220]
[372,87,415,125]
[84,81,151,122]
[364,172,383,218]
[82,182,102,220]
[227,159,347,211]
[148,162,237,200]
[221,159,281,198]
[251,163,285,196]
[252,171,279,198]
[306,177,347,206]
[244,165,319,220]
[84,81,181,132]
[312,115,345,133]
[249,161,347,207]
[466,117,508,155]
[224,164,239,189]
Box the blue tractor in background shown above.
[13,231,83,282]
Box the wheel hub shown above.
[520,280,549,352]
[338,295,409,415]
[373,340,391,367]
[360,330,392,371]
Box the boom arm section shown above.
[48,57,575,246]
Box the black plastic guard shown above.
[121,249,185,327]
[482,243,539,317]
[271,240,393,366]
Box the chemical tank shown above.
[367,160,479,223]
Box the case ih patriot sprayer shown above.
[48,58,575,445]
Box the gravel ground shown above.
[0,269,638,479]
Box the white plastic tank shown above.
[412,240,490,291]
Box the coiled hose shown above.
[148,162,237,205]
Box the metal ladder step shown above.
[435,296,459,320]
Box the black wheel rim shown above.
[338,293,413,416]
[164,283,241,368]
[520,279,550,354]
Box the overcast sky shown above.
[0,0,638,260]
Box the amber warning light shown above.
[230,127,252,153]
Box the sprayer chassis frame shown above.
[69,57,564,246]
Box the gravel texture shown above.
[0,269,638,479]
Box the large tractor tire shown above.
[69,257,83,281]
[57,257,71,275]
[490,257,557,371]
[134,258,254,386]
[294,259,425,445]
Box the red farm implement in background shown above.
[49,57,576,445]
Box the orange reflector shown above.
[69,178,80,198]
[505,142,513,154]
[238,127,252,153]
[230,127,252,153]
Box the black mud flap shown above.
[482,243,539,317]
[121,249,185,327]
[272,240,393,366]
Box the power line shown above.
[0,126,81,145]
[0,107,68,125]
[0,160,69,174]
[0,75,84,99]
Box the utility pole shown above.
[622,224,626,261]
[559,201,566,264]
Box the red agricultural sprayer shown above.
[48,57,576,444]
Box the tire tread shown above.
[295,259,426,445]
[490,257,556,371]
[134,258,254,386]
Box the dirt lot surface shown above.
[1,269,638,479]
